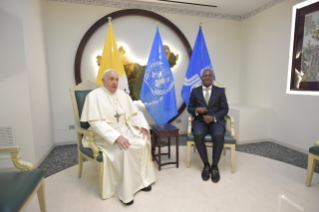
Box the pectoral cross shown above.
[114,112,122,123]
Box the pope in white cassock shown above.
[80,69,156,205]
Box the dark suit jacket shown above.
[187,85,229,128]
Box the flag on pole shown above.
[96,19,129,94]
[181,26,214,106]
[140,27,178,124]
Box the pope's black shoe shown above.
[120,199,134,205]
[201,163,210,181]
[141,185,152,192]
[211,166,220,183]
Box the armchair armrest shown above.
[187,114,235,138]
[187,116,192,135]
[225,115,235,138]
[0,146,34,172]
[75,126,100,160]
[75,126,95,137]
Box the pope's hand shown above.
[116,136,131,150]
[139,128,149,140]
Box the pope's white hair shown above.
[103,69,117,79]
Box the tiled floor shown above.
[26,146,319,212]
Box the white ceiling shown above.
[126,0,277,15]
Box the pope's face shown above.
[201,70,214,87]
[102,71,119,93]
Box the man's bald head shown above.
[102,69,119,93]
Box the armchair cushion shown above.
[224,135,236,144]
[0,169,44,212]
[187,129,236,144]
[79,144,103,162]
[309,146,319,156]
[75,90,92,130]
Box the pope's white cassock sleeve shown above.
[80,86,155,203]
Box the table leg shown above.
[168,137,171,159]
[176,134,179,168]
[151,131,155,161]
[158,134,161,171]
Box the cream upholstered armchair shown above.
[186,81,236,173]
[0,146,46,212]
[306,139,319,187]
[69,81,106,198]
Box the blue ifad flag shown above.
[181,26,214,107]
[140,27,178,124]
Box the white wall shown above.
[240,0,319,151]
[0,0,36,168]
[43,2,119,143]
[1,0,315,166]
[43,1,241,143]
[0,0,53,169]
[21,0,54,163]
[157,13,241,104]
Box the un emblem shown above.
[144,62,174,95]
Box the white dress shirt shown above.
[202,85,212,101]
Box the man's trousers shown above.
[193,122,224,166]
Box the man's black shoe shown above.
[141,185,152,192]
[211,166,220,183]
[201,164,210,181]
[120,199,134,205]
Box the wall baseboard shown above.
[55,141,77,146]
[268,138,308,154]
[237,138,272,145]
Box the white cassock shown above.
[80,86,156,203]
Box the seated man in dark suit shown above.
[187,69,229,183]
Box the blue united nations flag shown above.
[140,27,178,124]
[181,26,214,107]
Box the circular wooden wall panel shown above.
[74,9,191,123]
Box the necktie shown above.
[204,87,210,105]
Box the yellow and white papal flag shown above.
[96,20,129,94]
